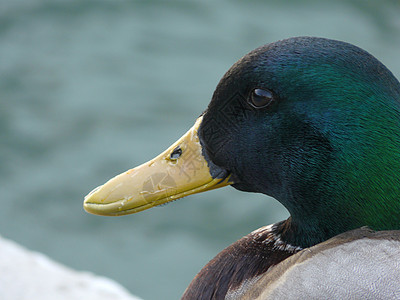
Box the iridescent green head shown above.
[200,37,400,246]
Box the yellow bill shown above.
[84,116,232,216]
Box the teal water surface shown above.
[2,1,400,299]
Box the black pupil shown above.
[251,88,273,108]
[170,146,182,160]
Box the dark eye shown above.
[249,88,274,108]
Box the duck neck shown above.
[268,103,400,247]
[276,153,400,248]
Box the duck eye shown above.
[249,88,274,108]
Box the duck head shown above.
[84,37,400,247]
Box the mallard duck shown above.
[84,37,400,299]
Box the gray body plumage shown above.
[232,228,400,299]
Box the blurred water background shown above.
[1,0,400,299]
